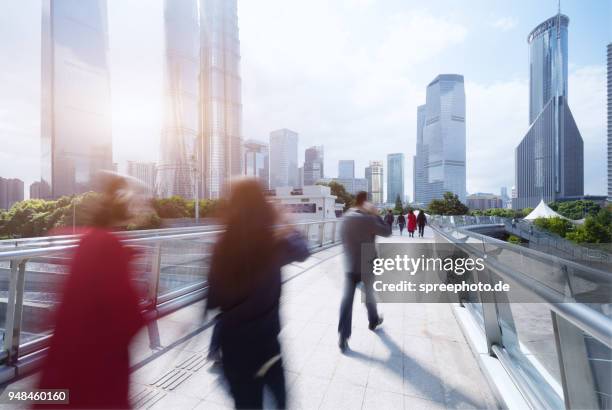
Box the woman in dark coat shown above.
[416,210,427,237]
[37,173,147,409]
[397,212,406,236]
[407,210,417,237]
[206,178,310,409]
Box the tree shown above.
[565,209,612,243]
[394,194,403,214]
[317,181,354,212]
[549,200,600,220]
[427,192,469,215]
[152,196,190,218]
[533,216,573,237]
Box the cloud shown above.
[490,17,518,31]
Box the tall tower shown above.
[157,0,200,198]
[420,75,466,205]
[41,0,113,198]
[365,160,384,205]
[303,146,324,186]
[607,43,611,201]
[200,0,243,199]
[269,129,299,189]
[413,104,427,205]
[514,13,583,209]
[387,153,404,204]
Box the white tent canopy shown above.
[523,199,567,221]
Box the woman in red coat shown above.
[37,173,147,409]
[407,209,417,238]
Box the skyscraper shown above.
[269,129,299,189]
[365,160,384,204]
[127,161,157,195]
[514,14,584,209]
[338,160,355,179]
[41,0,113,198]
[243,139,269,189]
[157,0,200,199]
[387,153,404,204]
[303,146,324,186]
[608,43,612,201]
[200,0,243,199]
[0,178,24,210]
[413,105,427,205]
[415,75,466,205]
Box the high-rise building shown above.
[365,161,384,204]
[608,43,612,201]
[387,153,404,204]
[200,0,243,199]
[127,161,157,195]
[303,146,324,186]
[500,186,509,200]
[30,181,43,199]
[514,14,583,209]
[0,178,24,210]
[415,75,466,205]
[157,0,200,199]
[413,105,427,205]
[269,129,299,189]
[243,139,269,189]
[40,0,113,198]
[338,160,355,179]
[466,193,503,210]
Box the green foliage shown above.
[565,209,612,244]
[507,235,522,244]
[533,216,574,237]
[317,181,354,212]
[549,200,600,220]
[427,192,469,215]
[152,196,190,218]
[394,194,403,214]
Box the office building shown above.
[608,43,611,201]
[0,178,24,210]
[466,193,503,210]
[387,153,404,204]
[514,14,584,209]
[200,0,243,199]
[127,161,157,194]
[243,139,269,189]
[365,160,384,204]
[269,129,299,189]
[338,160,355,179]
[318,177,368,195]
[30,181,43,200]
[270,185,340,221]
[414,75,466,205]
[303,146,324,186]
[40,0,113,198]
[157,0,199,198]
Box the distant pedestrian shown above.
[338,191,391,352]
[407,209,417,237]
[416,210,427,238]
[206,178,310,409]
[384,209,394,231]
[397,212,406,236]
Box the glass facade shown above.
[200,0,243,199]
[41,0,113,198]
[607,43,611,201]
[243,139,269,189]
[387,153,404,204]
[413,104,427,205]
[338,160,355,179]
[269,129,299,189]
[303,145,324,186]
[157,0,200,199]
[418,74,466,205]
[515,14,583,209]
[365,160,384,204]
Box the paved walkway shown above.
[3,228,499,409]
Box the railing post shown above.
[148,243,162,308]
[331,221,337,244]
[318,222,325,247]
[4,259,26,364]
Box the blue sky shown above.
[0,0,610,199]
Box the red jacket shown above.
[408,213,417,231]
[37,229,146,409]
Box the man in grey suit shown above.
[338,191,392,352]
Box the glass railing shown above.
[430,217,612,409]
[0,219,342,377]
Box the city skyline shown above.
[0,1,609,199]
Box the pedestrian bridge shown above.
[0,218,610,409]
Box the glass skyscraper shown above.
[303,145,324,186]
[338,160,355,179]
[607,43,611,201]
[243,139,269,189]
[269,129,298,189]
[365,160,384,204]
[514,14,583,209]
[387,153,404,204]
[41,0,113,198]
[414,75,466,205]
[200,0,243,199]
[157,0,200,199]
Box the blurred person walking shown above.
[384,209,394,231]
[36,173,148,409]
[407,209,417,238]
[417,210,427,238]
[206,178,310,409]
[397,212,406,236]
[338,191,391,352]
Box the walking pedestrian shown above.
[384,209,394,232]
[338,191,392,352]
[397,212,406,236]
[206,178,310,409]
[416,210,427,238]
[407,209,417,238]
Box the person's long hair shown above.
[209,178,280,309]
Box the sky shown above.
[0,0,610,200]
